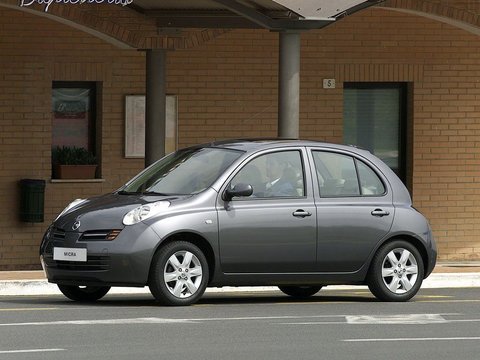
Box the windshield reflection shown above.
[120,147,243,196]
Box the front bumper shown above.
[40,223,160,287]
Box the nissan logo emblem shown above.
[72,221,81,231]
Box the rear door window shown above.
[312,151,385,197]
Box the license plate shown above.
[53,247,87,262]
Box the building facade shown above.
[1,0,480,269]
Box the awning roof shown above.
[130,0,383,30]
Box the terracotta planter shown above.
[55,165,97,179]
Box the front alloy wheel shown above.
[368,240,424,302]
[149,241,208,306]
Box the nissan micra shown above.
[40,139,437,305]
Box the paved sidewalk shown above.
[0,262,479,296]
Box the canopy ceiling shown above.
[129,0,383,30]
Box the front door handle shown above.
[371,208,390,217]
[293,210,312,218]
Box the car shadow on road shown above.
[200,291,377,304]
[1,291,377,308]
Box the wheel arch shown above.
[149,232,216,284]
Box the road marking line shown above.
[279,318,480,326]
[346,314,446,325]
[447,318,480,323]
[0,318,194,326]
[0,349,65,354]
[0,315,347,327]
[0,308,58,312]
[344,337,480,342]
[0,313,464,327]
[417,299,480,303]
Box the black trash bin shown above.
[19,179,45,223]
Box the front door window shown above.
[229,150,305,198]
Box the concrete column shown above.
[278,31,301,139]
[145,49,167,167]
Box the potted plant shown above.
[52,146,98,179]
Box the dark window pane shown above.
[343,83,405,180]
[52,88,92,149]
[312,152,360,197]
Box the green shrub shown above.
[52,146,97,165]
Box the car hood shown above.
[53,193,189,232]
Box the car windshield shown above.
[120,147,243,195]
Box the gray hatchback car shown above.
[40,139,437,305]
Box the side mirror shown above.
[224,183,253,201]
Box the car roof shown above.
[200,138,367,154]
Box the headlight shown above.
[55,198,86,221]
[123,201,170,226]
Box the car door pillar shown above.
[278,31,301,139]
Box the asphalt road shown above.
[0,287,479,360]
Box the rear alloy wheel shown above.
[57,285,110,302]
[368,240,424,302]
[278,286,322,298]
[149,241,209,306]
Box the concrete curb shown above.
[0,273,479,296]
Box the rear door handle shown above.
[371,209,390,217]
[293,210,312,218]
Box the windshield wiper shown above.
[117,190,140,195]
[142,191,172,196]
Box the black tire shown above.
[58,285,110,302]
[278,285,322,298]
[149,241,209,306]
[367,240,424,302]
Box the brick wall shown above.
[1,5,479,269]
[0,8,146,269]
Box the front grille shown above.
[81,230,110,241]
[43,254,110,271]
[52,227,66,240]
[80,230,122,241]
